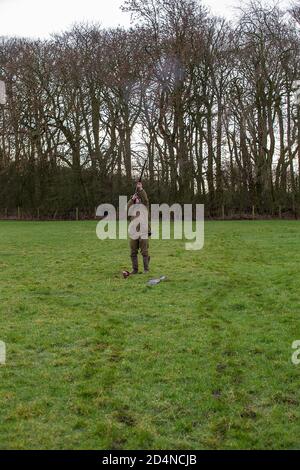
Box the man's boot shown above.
[130,255,138,274]
[143,255,149,273]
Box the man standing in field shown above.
[127,181,150,274]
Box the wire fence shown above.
[0,205,299,221]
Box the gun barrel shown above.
[139,158,147,182]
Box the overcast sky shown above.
[0,0,292,39]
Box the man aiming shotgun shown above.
[126,160,150,275]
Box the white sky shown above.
[0,0,293,39]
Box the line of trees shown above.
[0,0,299,218]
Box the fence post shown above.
[5,208,7,219]
[279,205,281,219]
[37,207,40,220]
[76,207,79,221]
[252,205,255,220]
[222,204,225,220]
[292,199,296,217]
[17,206,21,220]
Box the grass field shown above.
[0,220,300,449]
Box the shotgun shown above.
[138,157,148,182]
[133,156,148,196]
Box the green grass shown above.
[0,220,300,449]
